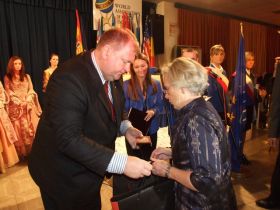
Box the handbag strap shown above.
[136,175,168,190]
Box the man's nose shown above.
[123,63,130,73]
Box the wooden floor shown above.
[0,127,278,210]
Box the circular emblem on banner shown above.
[95,0,114,13]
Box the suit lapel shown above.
[111,81,122,126]
[84,51,115,120]
[98,86,113,118]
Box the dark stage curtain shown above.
[0,0,94,102]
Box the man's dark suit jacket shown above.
[269,63,280,199]
[270,63,280,138]
[28,51,126,209]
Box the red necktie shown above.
[104,81,116,121]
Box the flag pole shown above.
[228,22,247,173]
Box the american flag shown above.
[142,16,155,67]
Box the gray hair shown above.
[162,57,208,95]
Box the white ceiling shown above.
[149,0,280,27]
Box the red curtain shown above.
[178,8,280,76]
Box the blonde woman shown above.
[207,44,229,125]
[229,51,257,165]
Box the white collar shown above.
[210,63,224,72]
[91,51,106,85]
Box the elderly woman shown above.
[151,57,237,209]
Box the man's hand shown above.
[125,127,143,149]
[124,156,152,179]
[150,147,172,160]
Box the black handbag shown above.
[111,176,174,210]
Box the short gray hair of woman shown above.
[162,57,208,95]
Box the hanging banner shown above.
[75,9,84,55]
[93,0,142,43]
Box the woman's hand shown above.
[151,159,171,178]
[144,109,155,121]
[10,96,21,105]
[26,94,34,103]
[151,147,172,160]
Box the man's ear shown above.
[101,44,111,59]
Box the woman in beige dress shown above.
[4,56,42,159]
[0,81,19,173]
[42,53,59,93]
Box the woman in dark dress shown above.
[151,57,237,210]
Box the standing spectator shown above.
[256,61,280,209]
[42,53,59,93]
[258,87,269,129]
[165,47,200,131]
[28,28,152,210]
[123,53,163,161]
[0,81,19,173]
[151,57,237,210]
[114,53,163,196]
[256,72,274,97]
[181,47,199,62]
[4,56,41,159]
[206,44,230,125]
[230,52,258,165]
[244,51,257,131]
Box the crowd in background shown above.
[0,37,279,210]
[0,46,277,174]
